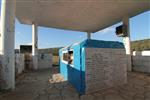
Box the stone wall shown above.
[85,48,127,93]
[0,55,3,88]
[38,54,53,69]
[0,55,2,70]
[24,53,33,70]
[15,54,25,75]
[23,53,53,70]
[132,51,150,73]
[1,53,53,78]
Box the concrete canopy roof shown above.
[16,0,150,33]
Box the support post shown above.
[32,23,38,70]
[0,0,16,89]
[87,32,91,39]
[123,17,132,71]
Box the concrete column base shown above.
[0,55,15,90]
[32,55,38,70]
[126,55,132,71]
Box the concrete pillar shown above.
[87,32,91,39]
[0,0,16,89]
[32,23,38,70]
[123,17,132,71]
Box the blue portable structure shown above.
[59,39,125,94]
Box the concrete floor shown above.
[0,67,150,100]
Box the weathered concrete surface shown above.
[32,23,38,70]
[132,56,150,73]
[15,0,150,32]
[24,54,53,70]
[32,55,38,70]
[0,67,150,100]
[15,54,25,75]
[132,51,150,73]
[38,54,53,69]
[0,0,16,89]
[24,53,33,70]
[123,17,132,71]
[0,55,3,88]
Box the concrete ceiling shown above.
[16,0,150,33]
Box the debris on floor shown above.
[0,68,150,100]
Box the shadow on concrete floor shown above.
[0,67,150,100]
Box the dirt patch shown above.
[0,67,150,100]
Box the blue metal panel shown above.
[60,62,68,80]
[59,49,68,80]
[81,39,124,48]
[67,45,83,94]
[80,47,86,94]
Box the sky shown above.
[0,1,149,49]
[15,10,150,49]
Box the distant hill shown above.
[15,39,150,55]
[131,39,150,51]
[38,47,62,56]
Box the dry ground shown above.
[0,67,150,100]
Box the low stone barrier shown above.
[0,55,3,88]
[1,53,53,77]
[23,53,53,70]
[132,51,150,73]
[15,54,25,75]
[38,54,53,69]
[0,55,2,70]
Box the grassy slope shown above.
[38,39,150,54]
[131,39,150,51]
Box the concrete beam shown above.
[0,0,16,89]
[87,32,91,39]
[32,23,38,70]
[123,17,132,71]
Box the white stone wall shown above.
[38,54,53,69]
[0,55,3,86]
[15,54,25,75]
[23,53,53,70]
[132,51,150,73]
[0,55,2,68]
[85,48,127,93]
[133,51,150,56]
